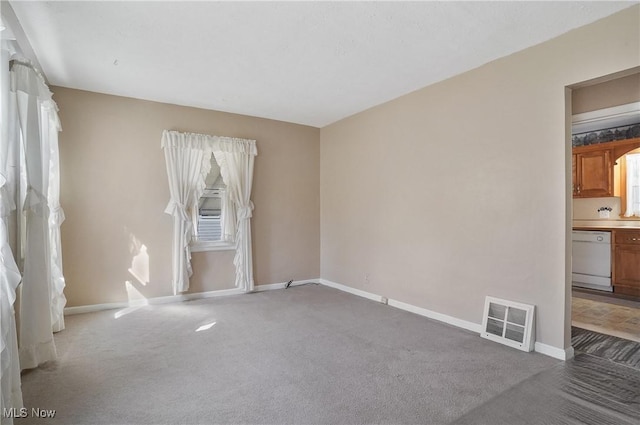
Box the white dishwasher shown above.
[571,230,612,292]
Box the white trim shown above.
[319,279,479,331]
[388,298,483,333]
[319,279,570,360]
[64,287,245,316]
[63,279,322,315]
[253,279,320,292]
[64,302,129,316]
[534,342,574,360]
[572,101,640,134]
[190,240,237,253]
[572,102,640,124]
[319,279,384,303]
[0,2,46,75]
[144,287,245,304]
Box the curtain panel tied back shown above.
[2,54,66,420]
[11,62,63,370]
[161,130,257,294]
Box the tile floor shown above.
[572,291,640,342]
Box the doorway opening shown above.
[567,68,640,351]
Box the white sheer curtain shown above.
[162,131,213,294]
[219,183,236,243]
[162,130,257,293]
[213,139,256,292]
[12,62,57,369]
[0,224,23,420]
[625,153,640,217]
[43,100,65,332]
[1,45,23,423]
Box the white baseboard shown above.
[64,287,245,316]
[253,279,320,292]
[65,302,129,316]
[387,298,483,334]
[318,278,569,361]
[152,287,246,304]
[319,279,480,332]
[64,279,322,316]
[535,342,574,360]
[319,279,384,303]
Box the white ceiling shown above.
[9,1,638,128]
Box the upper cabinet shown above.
[571,74,640,204]
[572,148,613,197]
[572,138,640,198]
[572,138,640,199]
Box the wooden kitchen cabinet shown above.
[612,229,640,297]
[572,138,640,199]
[572,148,613,198]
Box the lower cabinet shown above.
[612,230,640,297]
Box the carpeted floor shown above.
[12,285,637,424]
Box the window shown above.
[197,187,224,241]
[624,152,640,217]
[162,130,256,293]
[191,155,235,252]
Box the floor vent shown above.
[481,296,535,352]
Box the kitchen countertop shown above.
[573,220,640,231]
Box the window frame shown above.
[619,148,640,218]
[190,238,236,253]
[190,161,235,253]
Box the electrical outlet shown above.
[364,273,370,284]
[380,296,388,305]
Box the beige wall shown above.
[572,72,640,114]
[55,87,320,307]
[320,6,640,352]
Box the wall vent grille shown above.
[481,296,535,352]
